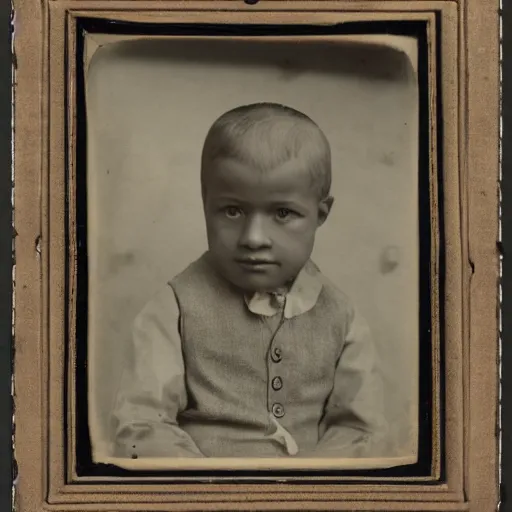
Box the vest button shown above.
[271,347,282,363]
[272,376,283,390]
[272,403,285,418]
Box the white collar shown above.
[244,260,323,319]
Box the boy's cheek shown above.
[206,217,232,236]
[287,218,317,234]
[207,225,240,251]
[279,222,317,245]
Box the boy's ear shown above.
[317,196,334,226]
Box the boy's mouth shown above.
[235,258,279,271]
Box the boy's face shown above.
[203,157,332,293]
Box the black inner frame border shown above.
[69,16,444,483]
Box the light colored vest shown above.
[170,253,355,457]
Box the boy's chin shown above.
[228,272,292,294]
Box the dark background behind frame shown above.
[1,0,12,510]
[0,1,507,509]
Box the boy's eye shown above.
[224,206,243,219]
[276,208,295,220]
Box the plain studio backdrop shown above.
[86,35,420,463]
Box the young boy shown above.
[111,103,387,459]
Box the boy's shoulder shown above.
[167,252,234,305]
[302,260,357,320]
[168,252,213,286]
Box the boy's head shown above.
[201,103,333,293]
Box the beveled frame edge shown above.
[64,3,454,505]
[66,6,439,482]
[11,1,499,512]
[65,3,445,493]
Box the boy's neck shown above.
[253,282,292,297]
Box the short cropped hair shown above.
[201,103,332,199]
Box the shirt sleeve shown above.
[110,284,204,458]
[308,307,389,458]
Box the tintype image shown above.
[84,34,421,470]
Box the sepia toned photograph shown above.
[83,33,422,471]
[11,0,501,509]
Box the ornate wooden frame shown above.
[12,0,500,510]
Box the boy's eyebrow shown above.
[210,195,310,207]
[266,199,309,209]
[209,195,245,203]
[212,196,306,207]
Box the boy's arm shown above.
[309,307,388,458]
[111,285,204,458]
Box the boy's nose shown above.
[238,215,272,250]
